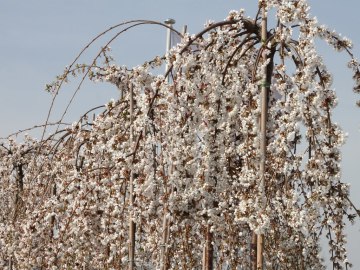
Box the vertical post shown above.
[8,257,13,270]
[251,232,257,270]
[256,233,264,270]
[165,18,176,72]
[160,18,176,270]
[202,224,213,270]
[257,2,268,270]
[128,83,136,270]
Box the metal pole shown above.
[257,2,268,269]
[164,18,176,75]
[160,18,175,270]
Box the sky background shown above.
[0,0,359,268]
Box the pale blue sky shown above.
[0,0,359,267]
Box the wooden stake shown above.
[251,232,257,270]
[257,1,269,269]
[202,224,213,270]
[128,83,136,270]
[257,234,264,270]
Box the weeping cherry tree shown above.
[1,1,360,269]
